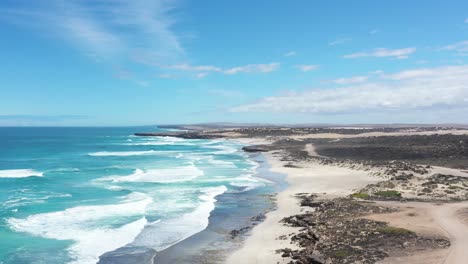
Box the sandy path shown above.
[434,202,468,264]
[290,129,468,140]
[225,152,379,264]
[430,166,468,177]
[372,201,468,264]
[305,143,323,158]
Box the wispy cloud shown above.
[0,114,91,126]
[158,73,175,79]
[440,40,468,56]
[369,70,384,75]
[383,65,467,80]
[224,63,280,75]
[0,115,88,121]
[284,51,296,57]
[114,68,132,79]
[0,0,183,61]
[369,29,380,35]
[170,64,222,72]
[344,47,416,59]
[465,18,468,23]
[330,76,368,85]
[230,65,468,113]
[195,72,209,79]
[166,62,280,77]
[328,37,350,46]
[134,80,149,87]
[295,65,320,72]
[208,89,245,97]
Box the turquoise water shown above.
[0,127,271,264]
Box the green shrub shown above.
[351,192,370,199]
[333,249,353,258]
[374,190,401,198]
[377,226,413,235]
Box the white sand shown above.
[226,151,379,264]
[430,166,468,177]
[234,137,273,145]
[290,129,468,140]
[226,133,468,264]
[370,201,468,264]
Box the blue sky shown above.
[1,0,467,126]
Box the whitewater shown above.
[0,127,273,264]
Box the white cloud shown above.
[165,62,280,76]
[383,65,468,80]
[415,60,429,64]
[224,63,280,75]
[330,76,368,85]
[440,40,468,56]
[344,47,416,59]
[158,73,175,79]
[195,72,209,79]
[295,65,320,72]
[209,89,245,97]
[369,29,380,35]
[369,70,384,75]
[465,18,468,23]
[284,51,296,57]
[0,0,183,60]
[135,80,150,87]
[114,69,132,79]
[230,65,468,114]
[64,16,123,54]
[170,64,222,72]
[383,69,434,80]
[329,38,350,46]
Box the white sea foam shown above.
[0,169,43,178]
[130,186,227,250]
[142,136,185,142]
[4,193,72,208]
[199,139,225,145]
[106,185,125,191]
[208,145,239,154]
[207,157,237,168]
[174,153,208,162]
[121,141,195,146]
[100,164,204,183]
[230,181,264,192]
[7,193,152,264]
[88,150,158,156]
[51,168,81,172]
[229,173,273,192]
[157,136,185,141]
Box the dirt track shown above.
[373,201,468,264]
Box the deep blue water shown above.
[0,127,272,264]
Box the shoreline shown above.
[226,137,468,264]
[149,147,287,263]
[131,128,468,264]
[226,147,381,263]
[97,138,282,264]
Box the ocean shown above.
[0,127,281,264]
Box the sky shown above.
[0,0,468,126]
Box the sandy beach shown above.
[135,126,468,263]
[226,151,381,263]
[224,129,468,264]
